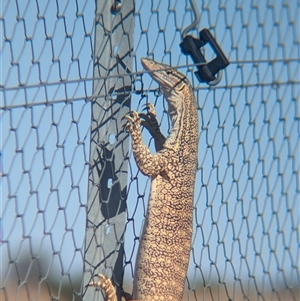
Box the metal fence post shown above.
[83,1,134,300]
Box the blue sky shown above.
[1,0,299,298]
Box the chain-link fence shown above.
[1,0,299,300]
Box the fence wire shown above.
[1,0,299,301]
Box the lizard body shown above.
[91,58,198,301]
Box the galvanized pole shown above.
[83,1,134,300]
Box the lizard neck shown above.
[163,85,197,152]
[163,101,183,151]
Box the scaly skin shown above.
[88,274,117,301]
[90,58,198,301]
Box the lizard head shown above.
[141,58,189,97]
[141,57,197,151]
[141,57,191,124]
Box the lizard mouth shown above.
[141,57,158,71]
[141,58,174,88]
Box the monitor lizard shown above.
[89,57,198,301]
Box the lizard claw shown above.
[139,103,158,125]
[123,111,141,133]
[124,110,139,122]
[88,274,117,301]
[142,103,157,117]
[121,110,135,122]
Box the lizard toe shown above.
[123,111,141,134]
[125,111,141,124]
[88,274,117,301]
[142,103,156,117]
[138,112,151,124]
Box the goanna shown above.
[90,58,198,301]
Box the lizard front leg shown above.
[124,111,169,177]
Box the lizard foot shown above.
[143,102,157,117]
[124,111,141,134]
[88,274,117,301]
[139,103,158,128]
[139,103,166,151]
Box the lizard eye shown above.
[166,70,172,75]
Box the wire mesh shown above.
[1,0,299,301]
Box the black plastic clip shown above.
[180,28,230,84]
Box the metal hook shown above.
[208,70,223,86]
[181,0,201,39]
